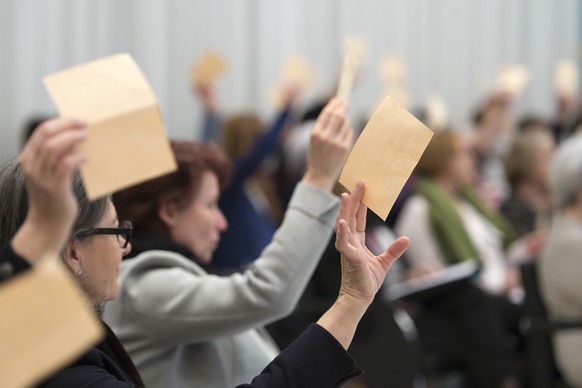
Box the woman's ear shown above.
[158,201,178,229]
[62,239,83,274]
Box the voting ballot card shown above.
[190,50,228,84]
[44,54,177,200]
[336,39,362,102]
[0,258,103,388]
[339,97,433,220]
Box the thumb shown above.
[379,236,410,268]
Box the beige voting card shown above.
[44,53,177,200]
[426,93,449,130]
[336,40,362,102]
[340,97,433,220]
[379,54,406,85]
[555,58,579,97]
[190,50,228,84]
[497,65,531,96]
[345,36,369,62]
[0,258,103,388]
[281,54,317,91]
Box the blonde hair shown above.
[416,131,461,178]
[221,114,262,160]
[504,130,554,188]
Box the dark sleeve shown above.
[40,366,141,388]
[0,243,32,284]
[201,110,221,143]
[227,109,291,189]
[237,324,362,388]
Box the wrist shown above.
[302,171,334,191]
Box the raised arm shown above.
[317,181,410,348]
[9,118,88,264]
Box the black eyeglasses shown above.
[77,220,133,249]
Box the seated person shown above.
[501,128,554,239]
[104,99,359,387]
[539,134,582,387]
[395,130,523,388]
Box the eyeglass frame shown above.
[76,220,133,249]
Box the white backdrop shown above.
[0,0,578,161]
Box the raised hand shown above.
[12,118,88,262]
[302,98,354,191]
[335,181,410,305]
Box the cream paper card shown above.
[340,97,433,220]
[555,58,579,97]
[44,54,177,200]
[497,65,531,96]
[0,258,103,388]
[281,54,317,91]
[336,40,362,102]
[190,50,228,84]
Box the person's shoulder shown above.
[120,250,207,280]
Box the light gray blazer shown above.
[103,183,339,388]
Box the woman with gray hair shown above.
[539,133,582,387]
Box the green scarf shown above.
[414,177,516,265]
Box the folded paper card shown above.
[190,50,228,84]
[44,54,177,199]
[336,39,362,102]
[339,97,433,220]
[0,258,103,388]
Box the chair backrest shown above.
[519,262,563,388]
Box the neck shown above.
[514,181,552,212]
[435,175,461,198]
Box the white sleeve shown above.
[395,195,446,269]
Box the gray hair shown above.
[549,134,582,209]
[0,157,109,248]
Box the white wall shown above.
[0,0,578,161]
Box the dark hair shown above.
[112,140,231,237]
[0,158,109,248]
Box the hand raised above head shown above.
[302,98,354,191]
[13,117,88,262]
[334,181,410,306]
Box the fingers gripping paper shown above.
[44,54,177,200]
[0,259,103,388]
[339,97,433,220]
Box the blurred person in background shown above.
[539,133,582,388]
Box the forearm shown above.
[316,295,369,350]
[11,214,69,265]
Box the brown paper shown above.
[44,54,177,200]
[339,97,433,220]
[0,258,103,388]
[190,50,228,84]
[336,41,362,102]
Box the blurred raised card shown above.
[44,54,177,200]
[190,50,228,84]
[497,64,531,97]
